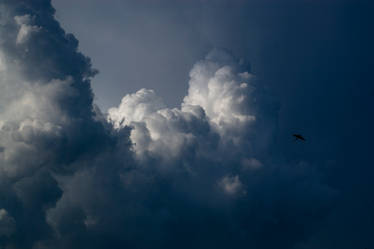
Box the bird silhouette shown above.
[293,134,306,141]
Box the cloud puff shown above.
[241,157,263,170]
[14,15,41,44]
[219,175,246,196]
[183,50,256,137]
[0,209,16,237]
[0,1,337,249]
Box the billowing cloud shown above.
[0,1,337,249]
[108,49,257,163]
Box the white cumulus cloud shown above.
[108,50,257,163]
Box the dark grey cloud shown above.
[1,0,374,249]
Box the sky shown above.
[0,0,374,249]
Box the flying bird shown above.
[293,134,306,141]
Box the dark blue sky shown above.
[0,0,373,248]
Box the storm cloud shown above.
[1,0,369,249]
